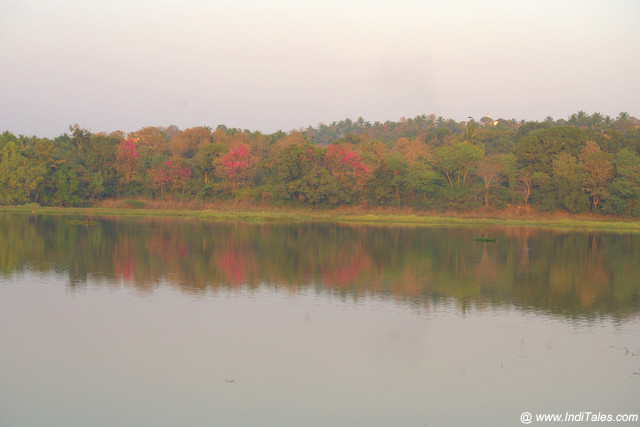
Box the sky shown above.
[1,0,639,137]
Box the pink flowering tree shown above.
[323,144,371,201]
[149,159,192,196]
[116,138,140,184]
[220,143,250,197]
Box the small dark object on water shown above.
[475,237,496,242]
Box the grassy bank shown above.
[2,201,640,232]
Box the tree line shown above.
[1,111,639,215]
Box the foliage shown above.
[1,110,639,215]
[149,160,192,196]
[116,138,140,184]
[221,143,249,177]
[323,144,370,203]
[433,141,483,190]
[580,141,614,211]
[606,148,640,216]
[220,143,254,197]
[0,141,44,205]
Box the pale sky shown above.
[2,0,639,137]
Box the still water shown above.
[0,213,638,426]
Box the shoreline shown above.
[2,203,639,232]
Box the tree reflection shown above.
[320,249,369,289]
[218,247,247,285]
[1,212,639,319]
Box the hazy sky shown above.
[2,0,639,137]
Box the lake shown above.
[0,213,638,426]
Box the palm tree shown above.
[590,112,603,129]
[462,121,478,145]
[577,110,588,126]
[569,110,588,127]
[615,112,632,132]
[617,112,630,121]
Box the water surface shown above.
[1,213,638,426]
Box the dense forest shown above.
[1,111,639,216]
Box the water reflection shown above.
[1,213,639,319]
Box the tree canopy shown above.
[1,112,639,216]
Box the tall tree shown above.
[579,141,614,211]
[115,138,140,185]
[433,142,483,190]
[382,152,408,207]
[518,169,534,205]
[550,153,588,213]
[324,144,370,203]
[474,154,502,207]
[219,143,258,198]
[270,143,320,202]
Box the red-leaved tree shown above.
[116,138,140,184]
[149,159,191,196]
[220,143,250,197]
[324,144,370,200]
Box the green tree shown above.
[607,148,640,216]
[515,126,587,175]
[382,152,408,207]
[536,153,588,213]
[433,141,483,190]
[498,153,518,204]
[568,110,589,127]
[190,143,226,197]
[269,144,321,202]
[297,167,344,206]
[0,141,44,205]
[40,165,83,207]
[368,163,396,206]
[405,160,439,207]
